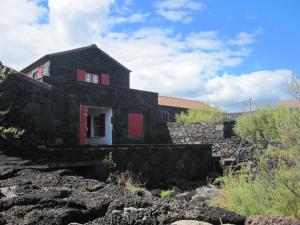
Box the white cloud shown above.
[201,70,291,112]
[0,0,46,28]
[155,0,204,23]
[0,0,113,68]
[97,29,260,99]
[0,0,292,112]
[112,13,150,24]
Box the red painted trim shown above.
[101,73,110,86]
[79,105,88,144]
[77,69,86,81]
[128,113,144,137]
[37,67,43,78]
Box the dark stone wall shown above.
[166,121,235,144]
[48,48,130,89]
[164,122,272,172]
[157,105,188,123]
[0,73,56,145]
[7,144,212,187]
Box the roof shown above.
[278,99,300,108]
[21,44,131,73]
[158,96,212,109]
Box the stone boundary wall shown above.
[4,144,212,187]
[166,122,272,171]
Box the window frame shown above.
[85,73,92,83]
[92,74,99,84]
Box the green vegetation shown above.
[212,105,300,219]
[234,106,300,146]
[108,172,151,196]
[0,64,24,140]
[160,190,171,199]
[175,107,225,123]
[211,146,300,219]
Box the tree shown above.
[288,69,300,99]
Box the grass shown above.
[108,171,151,197]
[175,107,225,123]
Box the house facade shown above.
[1,44,211,145]
[15,44,156,145]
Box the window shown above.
[92,74,99,84]
[162,112,169,123]
[85,73,91,82]
[32,71,38,79]
[101,73,110,86]
[128,113,144,137]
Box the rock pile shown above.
[0,151,245,225]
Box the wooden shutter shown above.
[37,67,43,78]
[128,113,144,137]
[101,73,110,86]
[77,69,86,81]
[79,105,88,144]
[99,113,105,137]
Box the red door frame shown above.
[79,105,88,144]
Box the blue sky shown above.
[0,0,299,112]
[110,0,300,75]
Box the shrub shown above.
[211,146,300,219]
[234,106,300,146]
[176,107,225,123]
[160,190,171,199]
[108,171,151,196]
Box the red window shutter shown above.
[128,113,144,137]
[79,105,88,145]
[77,69,86,81]
[99,113,105,137]
[37,67,43,78]
[101,73,110,86]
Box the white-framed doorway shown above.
[87,106,112,145]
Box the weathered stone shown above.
[0,150,247,225]
[245,216,300,225]
[23,102,41,115]
[171,220,212,225]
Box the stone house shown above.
[1,44,210,145]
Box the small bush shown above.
[176,107,225,123]
[108,171,151,196]
[160,190,171,199]
[234,106,300,146]
[211,146,300,219]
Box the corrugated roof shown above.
[158,95,212,109]
[278,99,300,108]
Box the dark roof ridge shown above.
[21,44,131,72]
